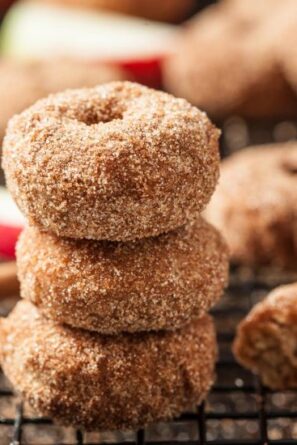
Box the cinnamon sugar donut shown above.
[16,218,228,334]
[3,81,220,241]
[163,0,297,119]
[43,0,195,23]
[0,300,216,430]
[0,58,126,143]
[205,143,297,270]
[233,283,297,389]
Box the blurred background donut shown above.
[163,0,297,120]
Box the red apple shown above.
[0,188,24,259]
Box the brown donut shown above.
[42,0,195,23]
[0,58,126,144]
[163,0,297,119]
[0,300,216,430]
[233,283,297,389]
[3,81,220,241]
[16,218,228,334]
[205,143,297,270]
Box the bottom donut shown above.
[0,301,216,431]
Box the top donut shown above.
[2,81,220,241]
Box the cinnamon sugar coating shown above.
[233,283,297,389]
[205,143,297,270]
[42,0,195,23]
[0,301,216,430]
[163,0,297,119]
[2,81,220,241]
[17,218,228,334]
[0,58,126,143]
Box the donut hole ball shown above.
[3,81,220,241]
[16,218,229,334]
[0,301,217,431]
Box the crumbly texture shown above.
[0,300,216,430]
[3,81,220,241]
[0,58,125,143]
[42,0,195,23]
[205,143,297,270]
[163,0,297,119]
[17,218,228,334]
[233,283,297,390]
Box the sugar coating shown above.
[0,58,125,143]
[205,143,297,270]
[2,81,220,241]
[234,283,297,389]
[17,217,229,334]
[0,300,217,431]
[163,0,297,119]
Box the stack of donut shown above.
[0,81,228,431]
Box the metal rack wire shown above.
[1,271,297,445]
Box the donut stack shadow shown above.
[0,81,229,431]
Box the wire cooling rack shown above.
[1,2,297,445]
[1,270,297,445]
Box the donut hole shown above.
[282,161,297,176]
[75,100,124,126]
[77,108,123,126]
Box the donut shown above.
[205,143,297,270]
[233,283,297,389]
[42,0,195,23]
[3,81,220,241]
[0,58,126,144]
[16,218,228,334]
[163,0,297,119]
[0,300,216,430]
